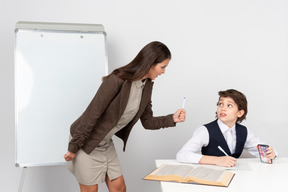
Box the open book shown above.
[144,164,235,187]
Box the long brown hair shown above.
[103,41,171,81]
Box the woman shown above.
[64,41,186,192]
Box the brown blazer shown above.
[68,74,175,154]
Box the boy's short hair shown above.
[218,89,248,123]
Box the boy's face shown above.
[217,97,244,128]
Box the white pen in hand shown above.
[218,146,229,156]
[182,97,186,109]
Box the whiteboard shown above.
[14,22,108,167]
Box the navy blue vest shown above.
[201,120,247,158]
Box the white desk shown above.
[155,158,288,192]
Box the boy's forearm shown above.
[199,155,237,167]
[199,155,219,165]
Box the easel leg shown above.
[18,167,27,192]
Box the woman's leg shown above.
[105,174,126,192]
[79,183,98,192]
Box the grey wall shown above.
[1,0,287,192]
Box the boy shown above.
[177,89,277,167]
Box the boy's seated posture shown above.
[177,89,278,167]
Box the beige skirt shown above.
[67,140,123,185]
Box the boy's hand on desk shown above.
[216,156,237,167]
[200,155,237,167]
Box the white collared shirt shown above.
[176,119,277,164]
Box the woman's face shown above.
[142,58,170,80]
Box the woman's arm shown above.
[140,99,177,129]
